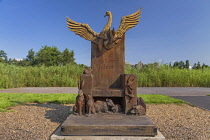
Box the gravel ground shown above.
[147,104,210,140]
[0,103,209,140]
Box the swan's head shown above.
[104,11,111,17]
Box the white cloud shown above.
[15,58,23,61]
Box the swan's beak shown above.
[104,14,108,17]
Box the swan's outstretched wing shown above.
[66,17,98,43]
[115,8,142,43]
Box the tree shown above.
[192,63,197,69]
[173,61,179,67]
[7,58,18,65]
[197,61,201,69]
[26,49,35,61]
[178,61,185,69]
[61,48,75,65]
[26,49,36,66]
[169,62,172,67]
[17,59,29,66]
[0,50,7,62]
[36,46,61,66]
[3,46,76,66]
[202,63,209,69]
[185,60,190,69]
[173,61,185,69]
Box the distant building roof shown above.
[125,62,131,65]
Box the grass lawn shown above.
[0,93,187,112]
[137,94,187,104]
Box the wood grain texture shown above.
[61,114,157,136]
[122,74,138,114]
[91,34,125,89]
[80,74,93,96]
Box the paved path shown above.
[1,87,209,96]
[138,87,210,111]
[170,96,210,111]
[0,87,209,110]
[138,87,210,96]
[0,87,78,94]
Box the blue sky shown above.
[0,0,210,66]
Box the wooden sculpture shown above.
[61,9,158,138]
[66,8,142,51]
[66,9,145,116]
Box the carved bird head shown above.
[104,11,111,17]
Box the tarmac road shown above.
[1,87,209,95]
[170,96,210,111]
[0,87,209,110]
[139,87,210,111]
[138,87,210,96]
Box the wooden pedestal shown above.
[61,114,157,136]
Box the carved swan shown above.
[66,9,142,49]
[103,11,112,31]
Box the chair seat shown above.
[92,88,124,97]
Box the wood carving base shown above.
[61,114,157,136]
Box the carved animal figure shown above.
[94,101,109,113]
[131,105,146,116]
[85,95,95,116]
[137,97,146,113]
[105,98,115,107]
[83,66,92,74]
[106,98,123,113]
[94,99,114,113]
[126,75,136,102]
[73,105,77,112]
[74,80,85,115]
[111,104,123,113]
[103,11,112,31]
[66,9,142,50]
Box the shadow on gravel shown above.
[26,103,72,123]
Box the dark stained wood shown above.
[64,10,154,138]
[92,88,124,97]
[61,114,157,136]
[122,74,138,114]
[80,74,93,96]
[91,35,125,89]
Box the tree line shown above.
[1,47,209,69]
[0,46,77,66]
[170,60,209,69]
[130,60,209,70]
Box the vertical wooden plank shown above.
[122,74,137,114]
[91,35,125,89]
[80,74,93,96]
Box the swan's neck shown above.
[103,14,112,31]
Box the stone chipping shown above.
[147,104,210,140]
[0,103,209,140]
